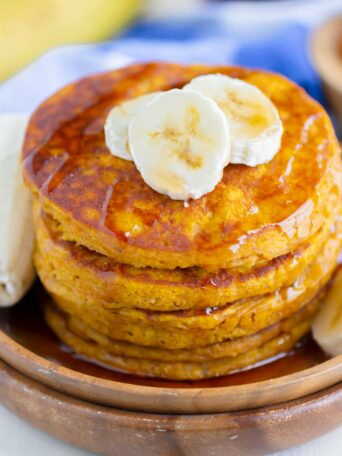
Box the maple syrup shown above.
[0,283,327,389]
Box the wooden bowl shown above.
[311,15,342,132]
[1,358,341,456]
[0,285,341,454]
[0,286,341,415]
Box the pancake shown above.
[34,201,341,311]
[64,294,320,363]
[40,228,340,349]
[22,63,342,271]
[44,295,320,380]
[24,62,342,380]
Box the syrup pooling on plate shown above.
[22,63,340,271]
[0,284,328,388]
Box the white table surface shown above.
[0,403,341,456]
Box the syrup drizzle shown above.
[21,64,337,257]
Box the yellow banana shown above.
[0,0,141,81]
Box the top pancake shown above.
[22,63,342,270]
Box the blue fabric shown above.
[117,19,322,100]
[0,14,323,113]
[235,26,322,101]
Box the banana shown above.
[105,92,161,160]
[312,268,342,357]
[128,89,230,200]
[184,74,283,166]
[104,74,283,199]
[0,0,142,81]
[0,114,35,307]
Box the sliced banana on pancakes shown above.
[312,268,342,356]
[184,74,283,167]
[128,89,230,200]
[104,73,283,200]
[105,92,161,160]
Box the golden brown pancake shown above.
[44,294,320,380]
[63,294,320,363]
[34,201,341,311]
[22,63,342,271]
[23,62,342,380]
[39,228,339,349]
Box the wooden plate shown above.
[0,285,341,415]
[1,358,341,455]
[0,284,341,454]
[311,15,342,132]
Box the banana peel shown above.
[0,0,142,81]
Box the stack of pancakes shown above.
[22,63,342,380]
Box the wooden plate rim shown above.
[1,358,342,455]
[310,15,342,91]
[0,326,341,414]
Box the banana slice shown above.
[312,268,342,357]
[0,114,35,307]
[128,89,230,200]
[184,74,283,166]
[105,92,161,160]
